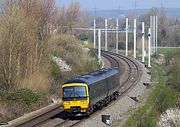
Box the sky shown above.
[56,0,180,10]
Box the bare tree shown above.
[53,2,80,35]
[0,0,55,90]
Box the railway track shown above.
[3,51,142,127]
[70,51,142,127]
[101,52,120,68]
[102,51,142,96]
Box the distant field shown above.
[157,47,180,55]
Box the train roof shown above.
[64,68,118,85]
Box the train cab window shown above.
[75,86,86,97]
[63,86,87,98]
[63,87,74,98]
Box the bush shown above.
[77,33,88,41]
[164,51,175,65]
[0,88,48,122]
[48,34,99,96]
[154,88,176,113]
[166,61,180,91]
[0,88,39,105]
[49,34,98,77]
[50,60,62,81]
[135,109,158,127]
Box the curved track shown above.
[4,51,142,127]
[69,51,142,127]
[102,51,142,96]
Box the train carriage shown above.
[62,68,119,116]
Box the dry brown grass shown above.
[0,99,48,123]
[0,102,24,123]
[19,71,51,94]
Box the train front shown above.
[62,83,89,116]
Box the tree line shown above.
[0,0,82,90]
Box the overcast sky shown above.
[56,0,180,10]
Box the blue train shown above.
[62,68,120,116]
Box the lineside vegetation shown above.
[0,0,99,122]
[123,49,180,127]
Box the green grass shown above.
[157,47,180,55]
[121,48,179,127]
[122,63,176,127]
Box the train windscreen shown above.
[63,86,87,99]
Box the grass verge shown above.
[122,62,177,127]
[157,47,180,55]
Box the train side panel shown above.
[88,69,119,106]
[107,73,120,95]
[88,78,108,105]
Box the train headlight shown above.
[80,101,87,104]
[64,101,70,105]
